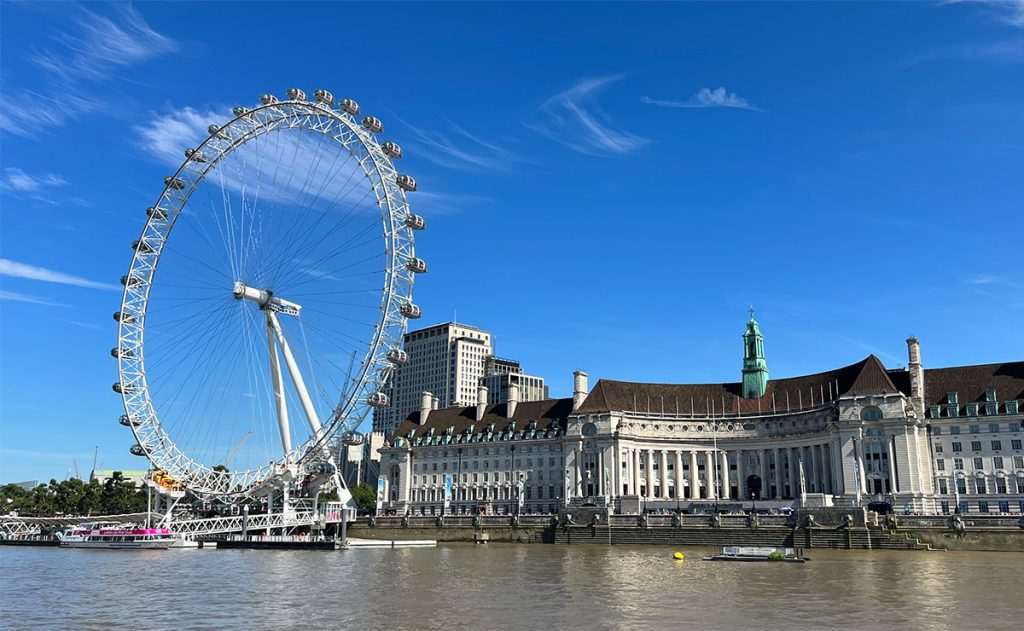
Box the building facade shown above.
[378,317,1023,516]
[481,371,548,405]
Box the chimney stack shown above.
[573,370,589,411]
[420,391,432,424]
[507,382,520,418]
[476,385,488,421]
[907,337,925,417]
[431,396,440,411]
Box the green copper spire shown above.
[742,307,769,399]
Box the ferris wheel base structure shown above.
[113,86,425,515]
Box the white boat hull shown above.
[61,539,175,550]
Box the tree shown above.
[350,483,376,515]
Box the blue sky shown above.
[1,1,1022,483]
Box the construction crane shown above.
[224,431,253,467]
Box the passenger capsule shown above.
[340,98,360,116]
[406,257,427,274]
[260,93,279,105]
[207,124,227,138]
[387,348,409,364]
[287,87,307,101]
[113,311,136,323]
[110,347,134,358]
[163,176,185,190]
[362,116,383,133]
[184,148,206,163]
[146,206,168,220]
[368,392,390,408]
[404,214,426,230]
[118,414,140,427]
[396,174,417,192]
[313,89,334,105]
[120,275,140,287]
[131,240,154,254]
[232,106,248,117]
[114,382,136,395]
[399,301,422,319]
[382,141,403,159]
[130,444,145,456]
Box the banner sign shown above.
[444,474,452,510]
[376,477,385,513]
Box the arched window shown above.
[861,406,883,421]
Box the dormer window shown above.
[947,392,959,405]
[966,403,979,417]
[985,389,997,402]
[929,405,941,418]
[1008,401,1020,415]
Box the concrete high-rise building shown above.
[481,372,548,405]
[373,323,494,435]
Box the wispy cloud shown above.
[899,37,1024,66]
[0,258,119,291]
[941,0,1024,28]
[964,274,1024,288]
[2,167,67,192]
[29,4,176,80]
[527,76,649,156]
[0,290,67,308]
[641,87,766,112]
[1,5,176,138]
[413,190,491,216]
[134,106,226,166]
[399,119,530,172]
[65,319,103,330]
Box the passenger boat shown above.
[703,546,808,563]
[58,526,176,549]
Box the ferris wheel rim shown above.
[114,94,420,498]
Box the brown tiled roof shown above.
[577,355,901,415]
[920,362,1024,407]
[392,398,573,440]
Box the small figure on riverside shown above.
[401,512,410,528]
[435,514,445,529]
[747,512,759,529]
[840,514,854,530]
[950,514,966,539]
[671,512,682,528]
[710,514,722,528]
[472,514,482,530]
[805,514,817,528]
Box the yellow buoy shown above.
[673,552,685,560]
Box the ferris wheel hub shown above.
[233,281,302,316]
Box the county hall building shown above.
[377,314,1023,516]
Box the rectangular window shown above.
[951,426,961,435]
[977,478,987,494]
[933,426,942,435]
[996,478,1007,494]
[992,441,1002,451]
[989,423,1000,433]
[971,441,982,452]
[998,500,1009,513]
[937,459,945,471]
[956,478,967,494]
[1015,456,1024,469]
[954,458,964,470]
[1012,440,1022,450]
[994,456,1004,469]
[938,479,948,494]
[979,500,990,513]
[973,457,984,470]
[970,425,980,434]
[1010,423,1021,432]
[952,442,962,452]
[940,501,950,514]
[935,444,943,453]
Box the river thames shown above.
[1,545,1019,630]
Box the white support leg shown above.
[266,312,292,458]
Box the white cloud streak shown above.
[942,0,1024,28]
[0,259,119,291]
[399,119,530,172]
[0,290,68,307]
[2,168,67,192]
[1,5,176,138]
[641,87,766,112]
[527,76,649,156]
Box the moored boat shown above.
[702,546,808,563]
[58,526,176,550]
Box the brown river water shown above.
[1,544,1019,630]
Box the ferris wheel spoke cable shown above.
[272,212,382,292]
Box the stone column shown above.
[660,450,669,500]
[632,448,640,495]
[645,449,654,498]
[760,449,769,499]
[822,444,833,494]
[689,450,699,500]
[720,450,730,499]
[736,449,745,500]
[855,438,867,494]
[674,450,683,501]
[705,450,717,500]
[773,447,781,499]
[887,439,898,495]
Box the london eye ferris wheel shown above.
[112,88,425,500]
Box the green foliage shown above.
[766,551,786,561]
[350,483,376,515]
[0,473,147,517]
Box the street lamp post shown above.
[712,420,720,514]
[457,447,463,515]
